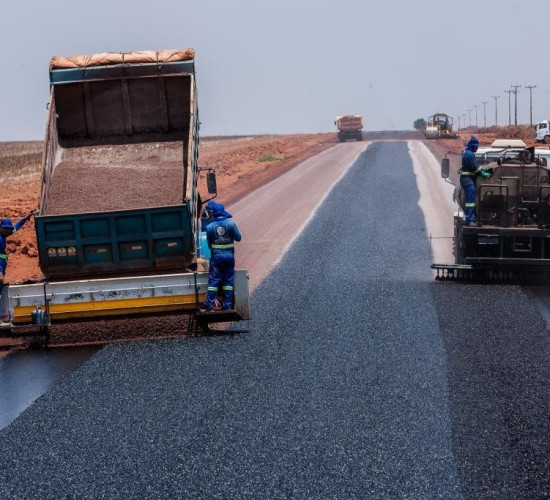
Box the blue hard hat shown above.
[467,136,480,148]
[0,218,14,230]
[205,200,217,211]
[212,203,232,219]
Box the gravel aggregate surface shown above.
[2,141,549,497]
[432,283,550,498]
[45,141,185,215]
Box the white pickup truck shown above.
[535,120,550,144]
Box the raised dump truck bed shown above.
[38,49,200,278]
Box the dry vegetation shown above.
[460,125,537,146]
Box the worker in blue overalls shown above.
[460,136,492,226]
[201,203,242,312]
[200,200,219,231]
[0,214,33,296]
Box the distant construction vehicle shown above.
[424,113,458,140]
[433,146,550,280]
[0,48,250,343]
[335,115,363,142]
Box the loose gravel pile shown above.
[44,141,185,215]
[45,313,204,346]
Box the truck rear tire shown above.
[545,135,550,145]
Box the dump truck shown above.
[335,115,363,142]
[424,113,458,140]
[0,49,250,341]
[433,146,550,280]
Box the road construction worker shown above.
[200,200,230,231]
[0,214,33,295]
[460,136,492,226]
[201,203,242,312]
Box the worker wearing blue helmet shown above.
[201,203,242,312]
[460,136,492,226]
[0,213,33,295]
[200,200,231,231]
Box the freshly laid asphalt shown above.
[1,141,550,498]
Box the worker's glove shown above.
[480,169,492,179]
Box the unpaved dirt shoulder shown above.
[201,134,335,207]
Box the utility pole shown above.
[473,104,479,128]
[468,109,472,127]
[525,84,537,127]
[511,84,521,126]
[481,101,487,129]
[492,95,500,126]
[505,90,513,126]
[457,115,461,130]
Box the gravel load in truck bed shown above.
[44,141,185,215]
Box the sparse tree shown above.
[413,118,427,130]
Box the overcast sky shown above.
[1,0,548,141]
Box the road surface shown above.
[1,140,550,498]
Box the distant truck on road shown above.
[535,120,550,144]
[424,113,458,140]
[335,115,363,142]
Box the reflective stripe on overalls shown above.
[211,244,234,250]
[459,169,481,176]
